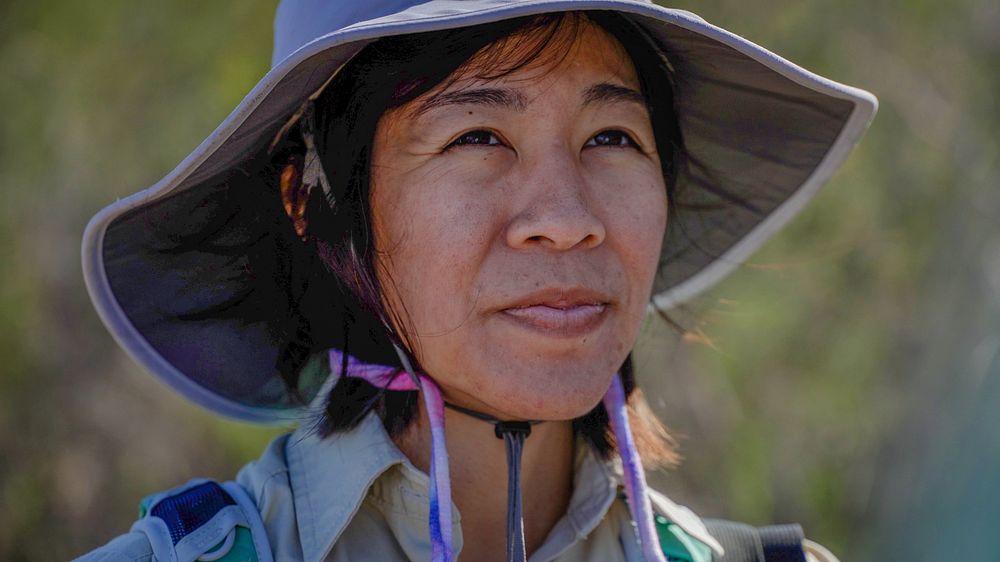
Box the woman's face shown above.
[370,19,667,421]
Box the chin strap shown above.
[331,349,453,562]
[604,373,668,562]
[444,402,543,562]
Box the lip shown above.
[497,287,612,338]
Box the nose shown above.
[505,151,607,251]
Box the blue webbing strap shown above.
[131,478,273,562]
[148,482,235,545]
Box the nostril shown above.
[576,233,602,251]
[505,190,607,251]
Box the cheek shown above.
[602,182,665,378]
[628,192,667,285]
[597,166,668,290]
[373,164,503,337]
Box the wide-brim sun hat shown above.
[81,0,877,425]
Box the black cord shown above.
[443,402,542,562]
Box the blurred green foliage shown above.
[0,0,996,560]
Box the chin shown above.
[484,358,620,421]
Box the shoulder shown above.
[235,432,304,559]
[803,539,842,562]
[646,488,842,562]
[73,432,295,562]
[73,532,153,562]
[646,487,724,558]
[235,431,294,507]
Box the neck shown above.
[392,397,575,562]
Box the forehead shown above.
[464,15,635,81]
[398,15,641,119]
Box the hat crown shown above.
[273,0,431,67]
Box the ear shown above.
[279,154,310,241]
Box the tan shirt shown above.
[237,411,723,562]
[77,410,840,561]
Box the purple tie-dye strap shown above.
[604,373,668,562]
[327,350,454,562]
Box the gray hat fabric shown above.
[82,0,878,423]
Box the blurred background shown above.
[1,0,997,559]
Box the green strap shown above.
[206,527,260,562]
[654,513,715,562]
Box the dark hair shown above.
[166,10,684,468]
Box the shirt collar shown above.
[648,487,725,557]
[583,448,724,558]
[285,408,722,562]
[286,411,408,562]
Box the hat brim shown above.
[82,0,877,424]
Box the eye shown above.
[446,130,502,149]
[586,129,639,149]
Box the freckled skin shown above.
[370,20,667,422]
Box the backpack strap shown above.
[703,519,807,562]
[130,478,273,562]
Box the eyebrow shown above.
[415,87,528,116]
[580,82,647,110]
[413,82,647,116]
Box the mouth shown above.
[498,288,611,338]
